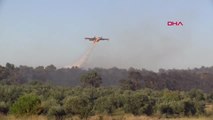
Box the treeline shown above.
[1,63,213,92]
[0,84,213,119]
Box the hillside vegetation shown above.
[0,63,213,119]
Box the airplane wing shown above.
[85,37,94,41]
[101,38,109,40]
[85,37,91,39]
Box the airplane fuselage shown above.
[85,36,109,43]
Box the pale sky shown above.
[0,0,213,71]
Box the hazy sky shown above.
[0,0,213,71]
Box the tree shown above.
[119,71,142,90]
[0,65,9,81]
[45,65,56,72]
[120,79,136,90]
[80,71,102,88]
[33,66,47,82]
[3,63,18,84]
[6,63,15,70]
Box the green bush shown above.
[0,85,23,104]
[173,99,205,116]
[39,98,58,114]
[193,101,205,115]
[207,93,213,103]
[170,101,184,116]
[10,94,41,115]
[94,96,115,114]
[48,105,65,120]
[0,101,9,114]
[158,102,174,117]
[183,100,196,116]
[188,89,205,101]
[0,84,209,118]
[123,93,155,115]
[64,96,93,119]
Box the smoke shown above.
[65,42,97,68]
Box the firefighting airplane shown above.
[85,36,109,43]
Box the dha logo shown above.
[167,21,183,26]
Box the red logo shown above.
[167,21,183,26]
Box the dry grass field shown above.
[0,114,212,120]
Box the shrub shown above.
[94,96,115,114]
[188,89,205,101]
[10,94,41,115]
[48,105,65,120]
[194,101,205,115]
[183,100,196,116]
[0,101,9,114]
[158,102,174,117]
[39,98,58,114]
[123,93,155,115]
[207,93,213,103]
[64,96,93,119]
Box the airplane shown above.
[85,36,109,43]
